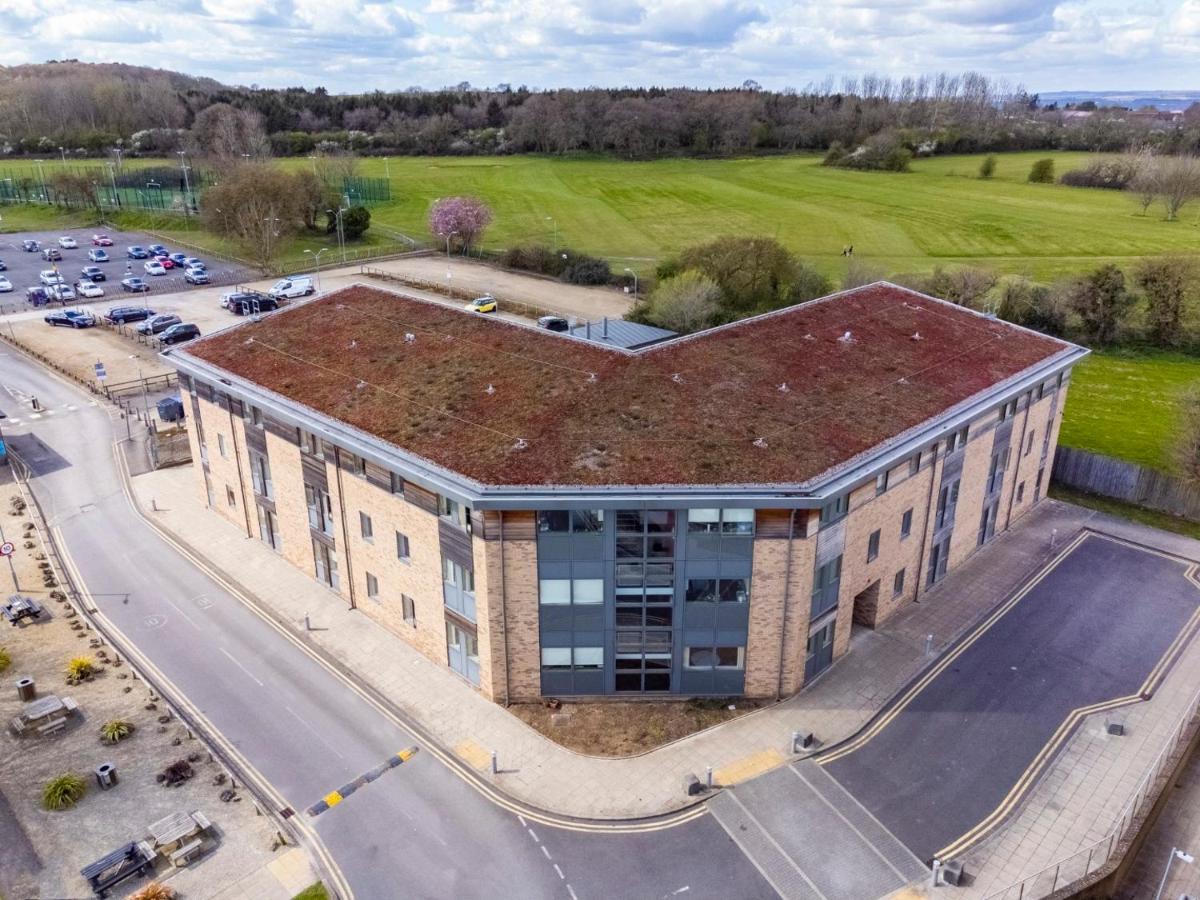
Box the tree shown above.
[560,253,610,285]
[190,103,269,159]
[842,258,886,290]
[1156,155,1200,221]
[428,196,493,253]
[199,163,303,270]
[978,155,996,178]
[341,206,371,240]
[1069,264,1133,345]
[1028,158,1055,183]
[1129,155,1160,214]
[641,271,722,333]
[917,266,997,310]
[46,172,100,211]
[1174,385,1200,483]
[678,236,830,318]
[1135,256,1196,348]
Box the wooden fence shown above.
[1052,446,1200,522]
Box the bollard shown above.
[791,730,800,754]
[924,634,934,656]
[1050,528,1058,550]
[705,767,713,790]
[491,751,498,774]
[931,858,941,887]
[305,613,311,631]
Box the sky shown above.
[1,0,1198,94]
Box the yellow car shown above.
[464,295,497,314]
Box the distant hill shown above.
[0,60,225,93]
[1039,90,1200,110]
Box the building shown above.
[167,282,1087,704]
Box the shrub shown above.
[641,271,723,333]
[42,773,86,810]
[979,156,996,178]
[100,719,134,744]
[341,205,371,240]
[1059,158,1139,190]
[560,254,611,286]
[0,647,10,673]
[130,882,176,900]
[824,132,912,172]
[65,655,96,685]
[500,244,569,278]
[1028,159,1055,183]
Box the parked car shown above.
[231,294,279,316]
[167,253,189,269]
[160,323,200,345]
[25,286,49,305]
[268,275,314,299]
[221,290,266,310]
[48,283,76,302]
[87,248,110,263]
[183,257,204,269]
[91,234,114,246]
[126,246,150,259]
[39,270,65,286]
[75,280,104,299]
[143,260,167,276]
[137,313,182,335]
[57,236,78,249]
[45,309,95,328]
[147,244,168,256]
[42,247,62,262]
[120,277,150,293]
[537,315,570,332]
[0,276,12,293]
[184,268,210,285]
[81,265,106,282]
[104,305,154,324]
[154,256,175,269]
[0,259,7,270]
[21,239,40,253]
[464,295,497,314]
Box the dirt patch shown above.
[510,698,762,756]
[0,485,285,899]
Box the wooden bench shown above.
[169,838,203,867]
[37,717,67,736]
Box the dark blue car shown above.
[126,246,150,259]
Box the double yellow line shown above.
[109,441,708,836]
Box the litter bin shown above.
[15,676,35,702]
[95,762,118,790]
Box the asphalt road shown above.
[822,533,1200,863]
[0,345,775,899]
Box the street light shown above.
[327,207,348,263]
[438,231,458,258]
[624,267,638,298]
[304,248,329,293]
[383,156,391,180]
[177,151,192,216]
[105,162,119,209]
[546,215,557,249]
[1154,847,1194,900]
[58,146,67,165]
[128,355,151,429]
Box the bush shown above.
[823,132,912,172]
[640,271,722,333]
[130,882,176,900]
[341,205,370,240]
[65,655,96,685]
[979,156,996,178]
[42,773,86,810]
[560,254,611,285]
[1059,158,1139,190]
[500,244,569,278]
[1028,159,1055,183]
[0,647,10,673]
[100,719,134,744]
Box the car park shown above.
[57,236,78,249]
[104,305,154,324]
[137,313,182,335]
[537,315,570,332]
[184,268,210,285]
[160,323,200,345]
[81,265,106,282]
[75,280,104,299]
[42,247,62,262]
[91,234,113,246]
[127,246,149,259]
[464,295,497,314]
[48,283,76,302]
[39,270,64,286]
[44,309,95,328]
[22,240,39,253]
[0,276,12,293]
[87,248,110,263]
[144,260,167,276]
[121,277,150,293]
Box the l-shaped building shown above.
[167,282,1086,704]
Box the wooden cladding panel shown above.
[404,482,439,515]
[439,519,474,570]
[263,417,298,445]
[500,510,537,542]
[300,452,328,489]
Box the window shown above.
[539,578,604,605]
[443,558,474,593]
[541,648,571,670]
[819,495,848,528]
[867,529,881,562]
[541,647,603,671]
[935,479,960,530]
[811,555,842,618]
[685,577,749,604]
[1036,467,1045,500]
[365,572,379,600]
[875,471,889,496]
[1037,383,1046,401]
[360,511,374,542]
[439,495,469,530]
[685,646,745,670]
[305,485,335,537]
[1026,431,1036,456]
[249,451,273,499]
[893,568,905,597]
[390,472,405,495]
[687,508,755,535]
[298,428,320,456]
[900,508,913,539]
[909,452,921,476]
[396,531,410,562]
[537,509,604,533]
[617,510,676,559]
[1017,482,1026,503]
[402,594,416,626]
[987,451,1005,494]
[225,485,236,508]
[355,455,367,477]
[312,539,339,590]
[998,399,1016,422]
[217,433,228,459]
[249,405,263,427]
[257,506,282,552]
[573,647,603,669]
[946,426,969,454]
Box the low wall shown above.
[1052,446,1200,522]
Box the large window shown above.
[615,630,673,693]
[934,479,960,530]
[257,506,282,553]
[537,509,605,534]
[439,495,469,530]
[539,578,604,606]
[687,508,754,535]
[313,539,339,590]
[685,646,745,670]
[685,577,748,604]
[819,495,848,528]
[614,510,676,693]
[811,555,842,618]
[305,484,335,537]
[443,557,474,593]
[249,451,273,499]
[442,557,476,621]
[541,647,603,671]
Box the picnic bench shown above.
[148,809,211,867]
[2,595,43,626]
[80,839,155,898]
[9,694,77,736]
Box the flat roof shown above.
[570,318,677,349]
[180,282,1077,489]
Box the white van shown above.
[269,275,315,300]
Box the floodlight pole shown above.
[624,267,638,298]
[1154,847,1194,900]
[178,151,192,215]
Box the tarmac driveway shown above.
[820,530,1200,864]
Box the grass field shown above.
[3,150,1199,281]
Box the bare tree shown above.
[1174,385,1200,483]
[1157,155,1200,221]
[1126,147,1158,214]
[642,272,723,333]
[190,103,270,159]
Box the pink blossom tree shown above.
[428,196,493,254]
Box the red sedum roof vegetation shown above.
[183,283,1073,488]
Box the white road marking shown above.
[567,885,579,900]
[673,889,690,895]
[554,864,564,879]
[541,845,552,860]
[165,598,201,630]
[517,814,527,828]
[28,413,41,419]
[283,705,347,761]
[219,646,264,686]
[527,828,539,843]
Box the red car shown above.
[153,253,174,269]
[91,234,114,246]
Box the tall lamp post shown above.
[1154,847,1193,900]
[177,151,192,215]
[439,231,458,258]
[546,215,557,249]
[623,267,638,299]
[327,208,347,263]
[304,248,329,293]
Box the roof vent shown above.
[803,333,815,341]
[336,304,346,310]
[356,380,367,390]
[753,437,769,449]
[513,438,528,451]
[778,382,790,393]
[898,377,908,384]
[485,383,496,395]
[838,331,854,343]
[349,339,357,349]
[404,333,416,343]
[587,372,598,383]
[911,332,923,341]
[671,373,684,384]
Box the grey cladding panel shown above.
[301,453,328,489]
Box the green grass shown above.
[2,150,1198,280]
[1059,350,1200,471]
[1050,484,1200,539]
[291,884,330,900]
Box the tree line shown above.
[4,62,1200,161]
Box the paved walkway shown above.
[1120,738,1200,899]
[131,465,1126,822]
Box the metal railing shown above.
[981,683,1200,900]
